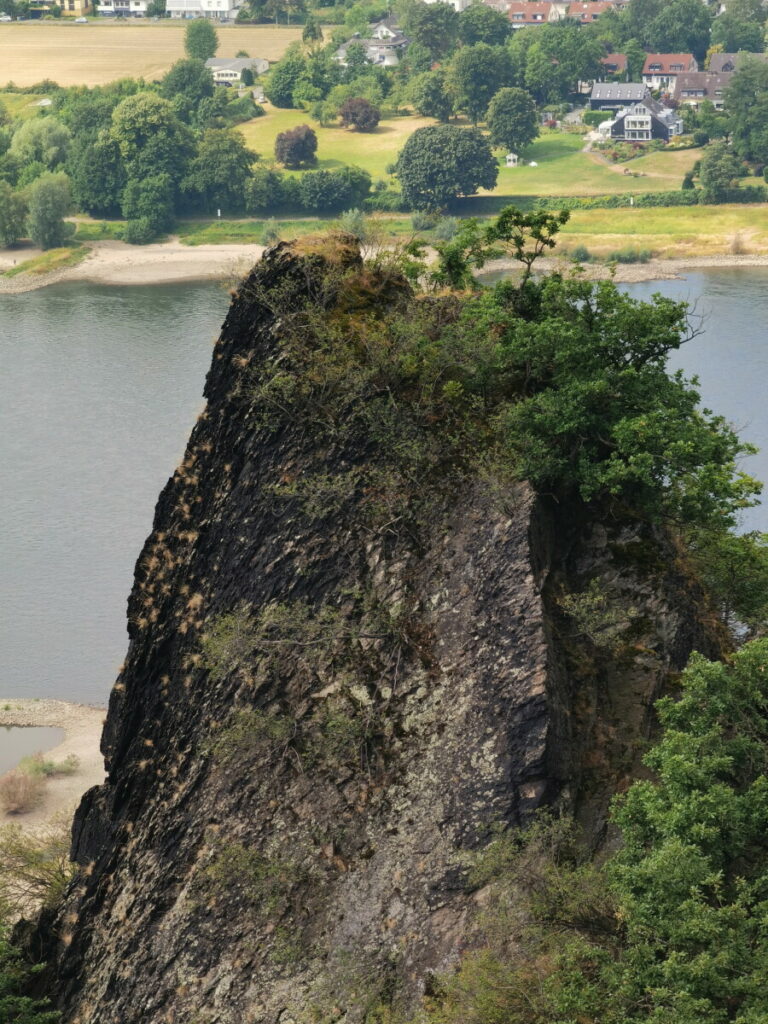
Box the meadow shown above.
[0,22,301,87]
[239,110,701,199]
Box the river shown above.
[0,270,766,705]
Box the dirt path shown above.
[0,699,105,833]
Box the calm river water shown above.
[1,270,766,705]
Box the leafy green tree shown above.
[645,0,712,62]
[0,922,57,1024]
[524,42,564,104]
[298,165,371,210]
[691,529,768,634]
[408,69,453,121]
[110,92,194,184]
[395,124,497,209]
[146,0,166,15]
[485,87,538,153]
[245,166,285,212]
[69,132,125,217]
[9,117,71,169]
[699,139,742,199]
[264,44,307,107]
[275,123,317,167]
[400,40,433,77]
[399,0,459,59]
[711,12,764,53]
[24,171,70,250]
[159,58,214,123]
[458,1,510,46]
[623,37,647,81]
[121,173,175,234]
[446,43,514,124]
[0,180,26,246]
[726,56,768,161]
[302,12,322,41]
[184,18,218,61]
[181,128,257,211]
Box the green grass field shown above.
[0,93,48,119]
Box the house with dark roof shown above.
[642,53,697,90]
[609,96,684,142]
[590,81,650,110]
[672,71,732,110]
[708,51,768,74]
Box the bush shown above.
[433,215,459,241]
[411,211,437,231]
[245,168,285,214]
[582,110,608,128]
[0,820,76,914]
[693,129,710,146]
[122,217,157,245]
[338,96,381,132]
[18,753,79,779]
[261,218,281,245]
[570,243,592,262]
[363,188,408,212]
[607,247,652,263]
[0,772,44,815]
[337,207,368,240]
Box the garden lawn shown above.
[0,23,301,87]
[238,108,437,181]
[558,204,768,258]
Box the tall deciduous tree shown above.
[181,128,257,211]
[184,18,218,61]
[160,58,214,123]
[275,123,317,167]
[457,2,510,46]
[486,87,538,153]
[726,56,768,162]
[70,132,125,217]
[338,96,380,132]
[110,92,194,183]
[0,180,26,246]
[395,123,498,209]
[447,43,514,124]
[9,117,71,169]
[264,44,307,108]
[408,69,454,121]
[24,171,70,249]
[399,0,459,59]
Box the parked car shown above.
[0,14,12,20]
[74,15,88,21]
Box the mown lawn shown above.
[238,107,437,181]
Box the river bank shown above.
[0,700,105,831]
[3,237,768,293]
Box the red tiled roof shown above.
[601,52,627,71]
[642,53,697,75]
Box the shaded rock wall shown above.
[50,242,718,1024]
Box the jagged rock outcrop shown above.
[49,239,719,1024]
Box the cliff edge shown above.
[48,237,719,1024]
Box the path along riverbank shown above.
[0,700,105,833]
[3,238,768,293]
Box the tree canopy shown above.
[485,87,539,153]
[395,124,498,209]
[184,18,218,61]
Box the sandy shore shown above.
[0,238,266,294]
[0,699,105,831]
[3,238,768,293]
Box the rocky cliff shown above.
[48,238,719,1024]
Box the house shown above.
[166,0,242,19]
[205,57,269,85]
[708,51,768,74]
[590,81,650,110]
[422,0,470,11]
[97,0,148,16]
[334,26,410,67]
[642,53,698,90]
[505,2,568,28]
[28,0,91,15]
[600,53,627,78]
[567,1,616,22]
[610,96,684,142]
[672,70,732,110]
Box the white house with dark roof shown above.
[166,0,241,18]
[642,53,697,90]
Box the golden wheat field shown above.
[0,22,302,87]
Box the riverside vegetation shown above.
[8,211,768,1022]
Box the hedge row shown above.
[533,186,767,211]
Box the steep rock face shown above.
[51,240,717,1024]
